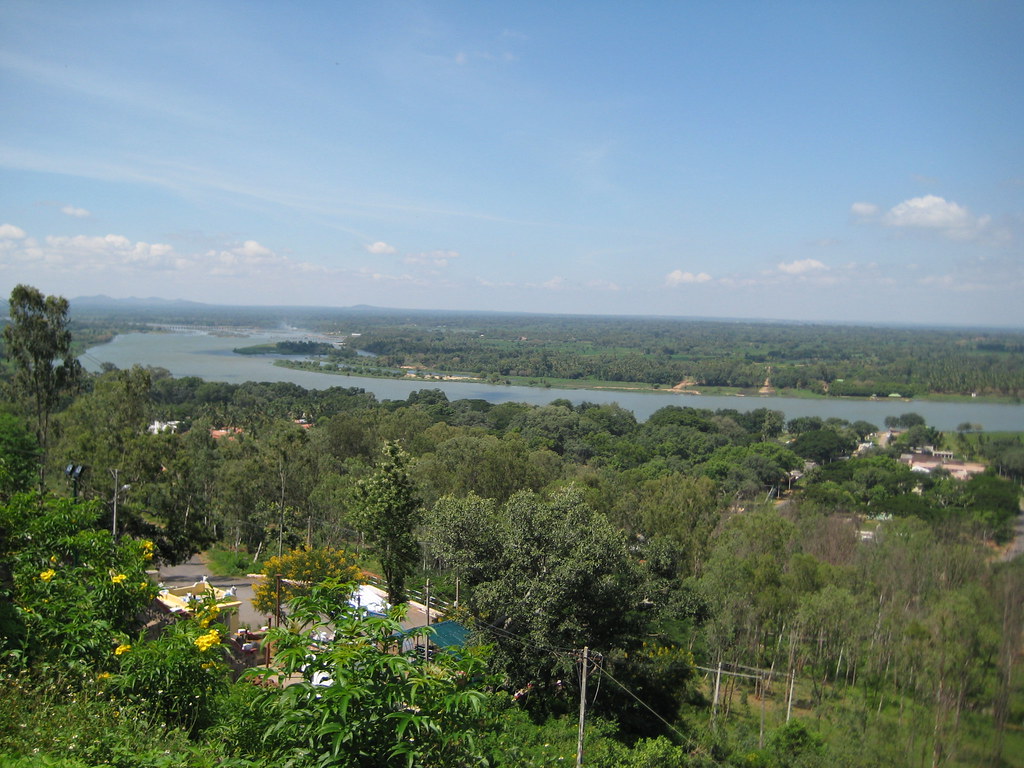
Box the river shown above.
[80,330,1024,430]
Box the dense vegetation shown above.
[234,340,340,357]
[60,300,1024,398]
[2,288,1023,767]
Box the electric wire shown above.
[472,617,579,658]
[598,667,700,753]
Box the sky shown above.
[1,1,1022,327]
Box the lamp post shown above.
[110,468,130,539]
[64,463,85,499]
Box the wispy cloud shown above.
[665,270,712,286]
[0,50,222,128]
[403,249,459,268]
[61,205,91,218]
[366,241,396,254]
[777,258,827,275]
[850,202,879,217]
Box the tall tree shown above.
[352,441,421,604]
[3,285,82,491]
[0,407,38,499]
[429,486,646,694]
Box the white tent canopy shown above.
[352,584,389,615]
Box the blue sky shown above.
[1,1,1022,326]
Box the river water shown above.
[80,330,1024,430]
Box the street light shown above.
[64,464,85,499]
[110,468,130,539]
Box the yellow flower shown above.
[114,644,131,656]
[111,573,127,584]
[141,540,155,561]
[201,661,216,670]
[194,629,220,652]
[97,672,111,680]
[39,569,55,583]
[49,555,58,564]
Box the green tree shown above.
[791,428,854,464]
[0,407,38,499]
[352,442,421,604]
[55,366,158,536]
[429,486,646,697]
[413,432,560,505]
[0,493,156,668]
[3,285,82,491]
[634,473,719,577]
[700,510,796,668]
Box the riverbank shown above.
[270,357,1021,406]
[78,330,1024,430]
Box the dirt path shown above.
[1001,501,1024,562]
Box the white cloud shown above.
[777,259,827,275]
[403,250,459,268]
[883,195,974,229]
[541,276,566,290]
[61,205,91,218]
[917,274,995,292]
[205,240,284,275]
[356,266,417,284]
[666,270,712,286]
[42,233,176,268]
[879,195,995,242]
[235,240,274,258]
[366,241,396,255]
[851,202,879,217]
[0,223,27,239]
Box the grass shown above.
[203,546,255,578]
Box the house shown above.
[147,420,181,434]
[898,452,986,480]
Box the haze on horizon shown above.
[1,2,1022,328]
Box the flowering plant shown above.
[1,493,157,670]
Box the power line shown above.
[472,617,579,658]
[598,667,700,753]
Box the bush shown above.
[0,493,156,670]
[205,546,254,578]
[0,668,193,768]
[109,600,232,734]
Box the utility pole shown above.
[423,579,431,662]
[786,669,796,722]
[275,573,282,628]
[576,646,589,767]
[110,469,129,540]
[711,659,722,727]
